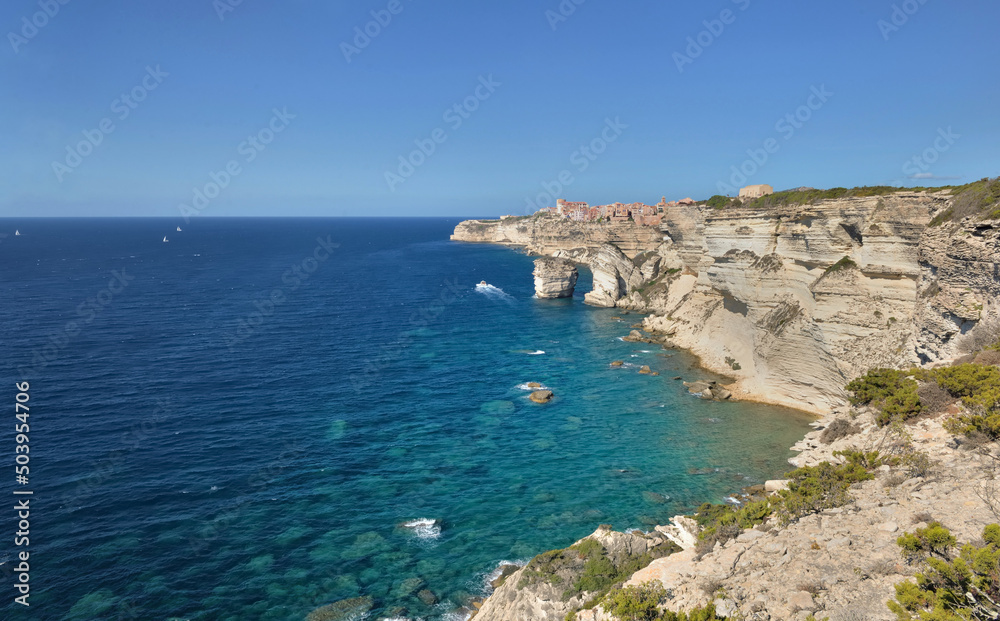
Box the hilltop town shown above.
[512,184,775,226]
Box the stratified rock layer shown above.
[454,191,1000,414]
[533,257,578,299]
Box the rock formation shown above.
[473,526,678,621]
[451,212,664,257]
[533,257,579,299]
[529,390,554,404]
[453,191,1000,414]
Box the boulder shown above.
[639,366,652,375]
[765,480,791,493]
[526,382,542,389]
[610,361,625,367]
[533,257,578,299]
[714,598,738,618]
[683,381,712,394]
[623,330,646,342]
[529,390,554,404]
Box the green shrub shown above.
[694,500,772,552]
[888,523,1000,620]
[917,364,1000,440]
[602,583,721,621]
[926,364,1000,413]
[836,449,897,470]
[603,583,665,621]
[896,522,957,560]
[741,186,907,210]
[558,537,681,604]
[777,456,876,521]
[705,195,733,210]
[518,548,569,588]
[846,369,923,426]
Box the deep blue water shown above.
[0,218,811,620]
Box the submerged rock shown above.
[642,491,669,504]
[306,596,374,621]
[533,257,578,299]
[417,589,438,606]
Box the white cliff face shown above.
[636,193,1000,414]
[583,244,662,307]
[453,192,999,415]
[533,257,579,299]
[451,214,664,258]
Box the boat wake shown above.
[475,283,514,303]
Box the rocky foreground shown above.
[473,405,997,621]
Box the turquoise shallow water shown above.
[0,218,812,620]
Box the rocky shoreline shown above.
[448,189,1000,621]
[452,192,999,415]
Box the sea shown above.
[0,218,813,620]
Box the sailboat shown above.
[14,230,20,236]
[163,236,169,243]
[176,226,182,232]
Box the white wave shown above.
[516,383,549,391]
[401,518,442,540]
[483,559,529,589]
[725,496,741,505]
[526,350,545,355]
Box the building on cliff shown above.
[739,184,774,199]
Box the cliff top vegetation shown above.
[699,177,1000,225]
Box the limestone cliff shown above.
[453,191,1000,415]
[533,257,579,299]
[451,213,665,258]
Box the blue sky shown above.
[2,0,998,217]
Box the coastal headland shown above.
[453,188,998,415]
[449,182,1000,621]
